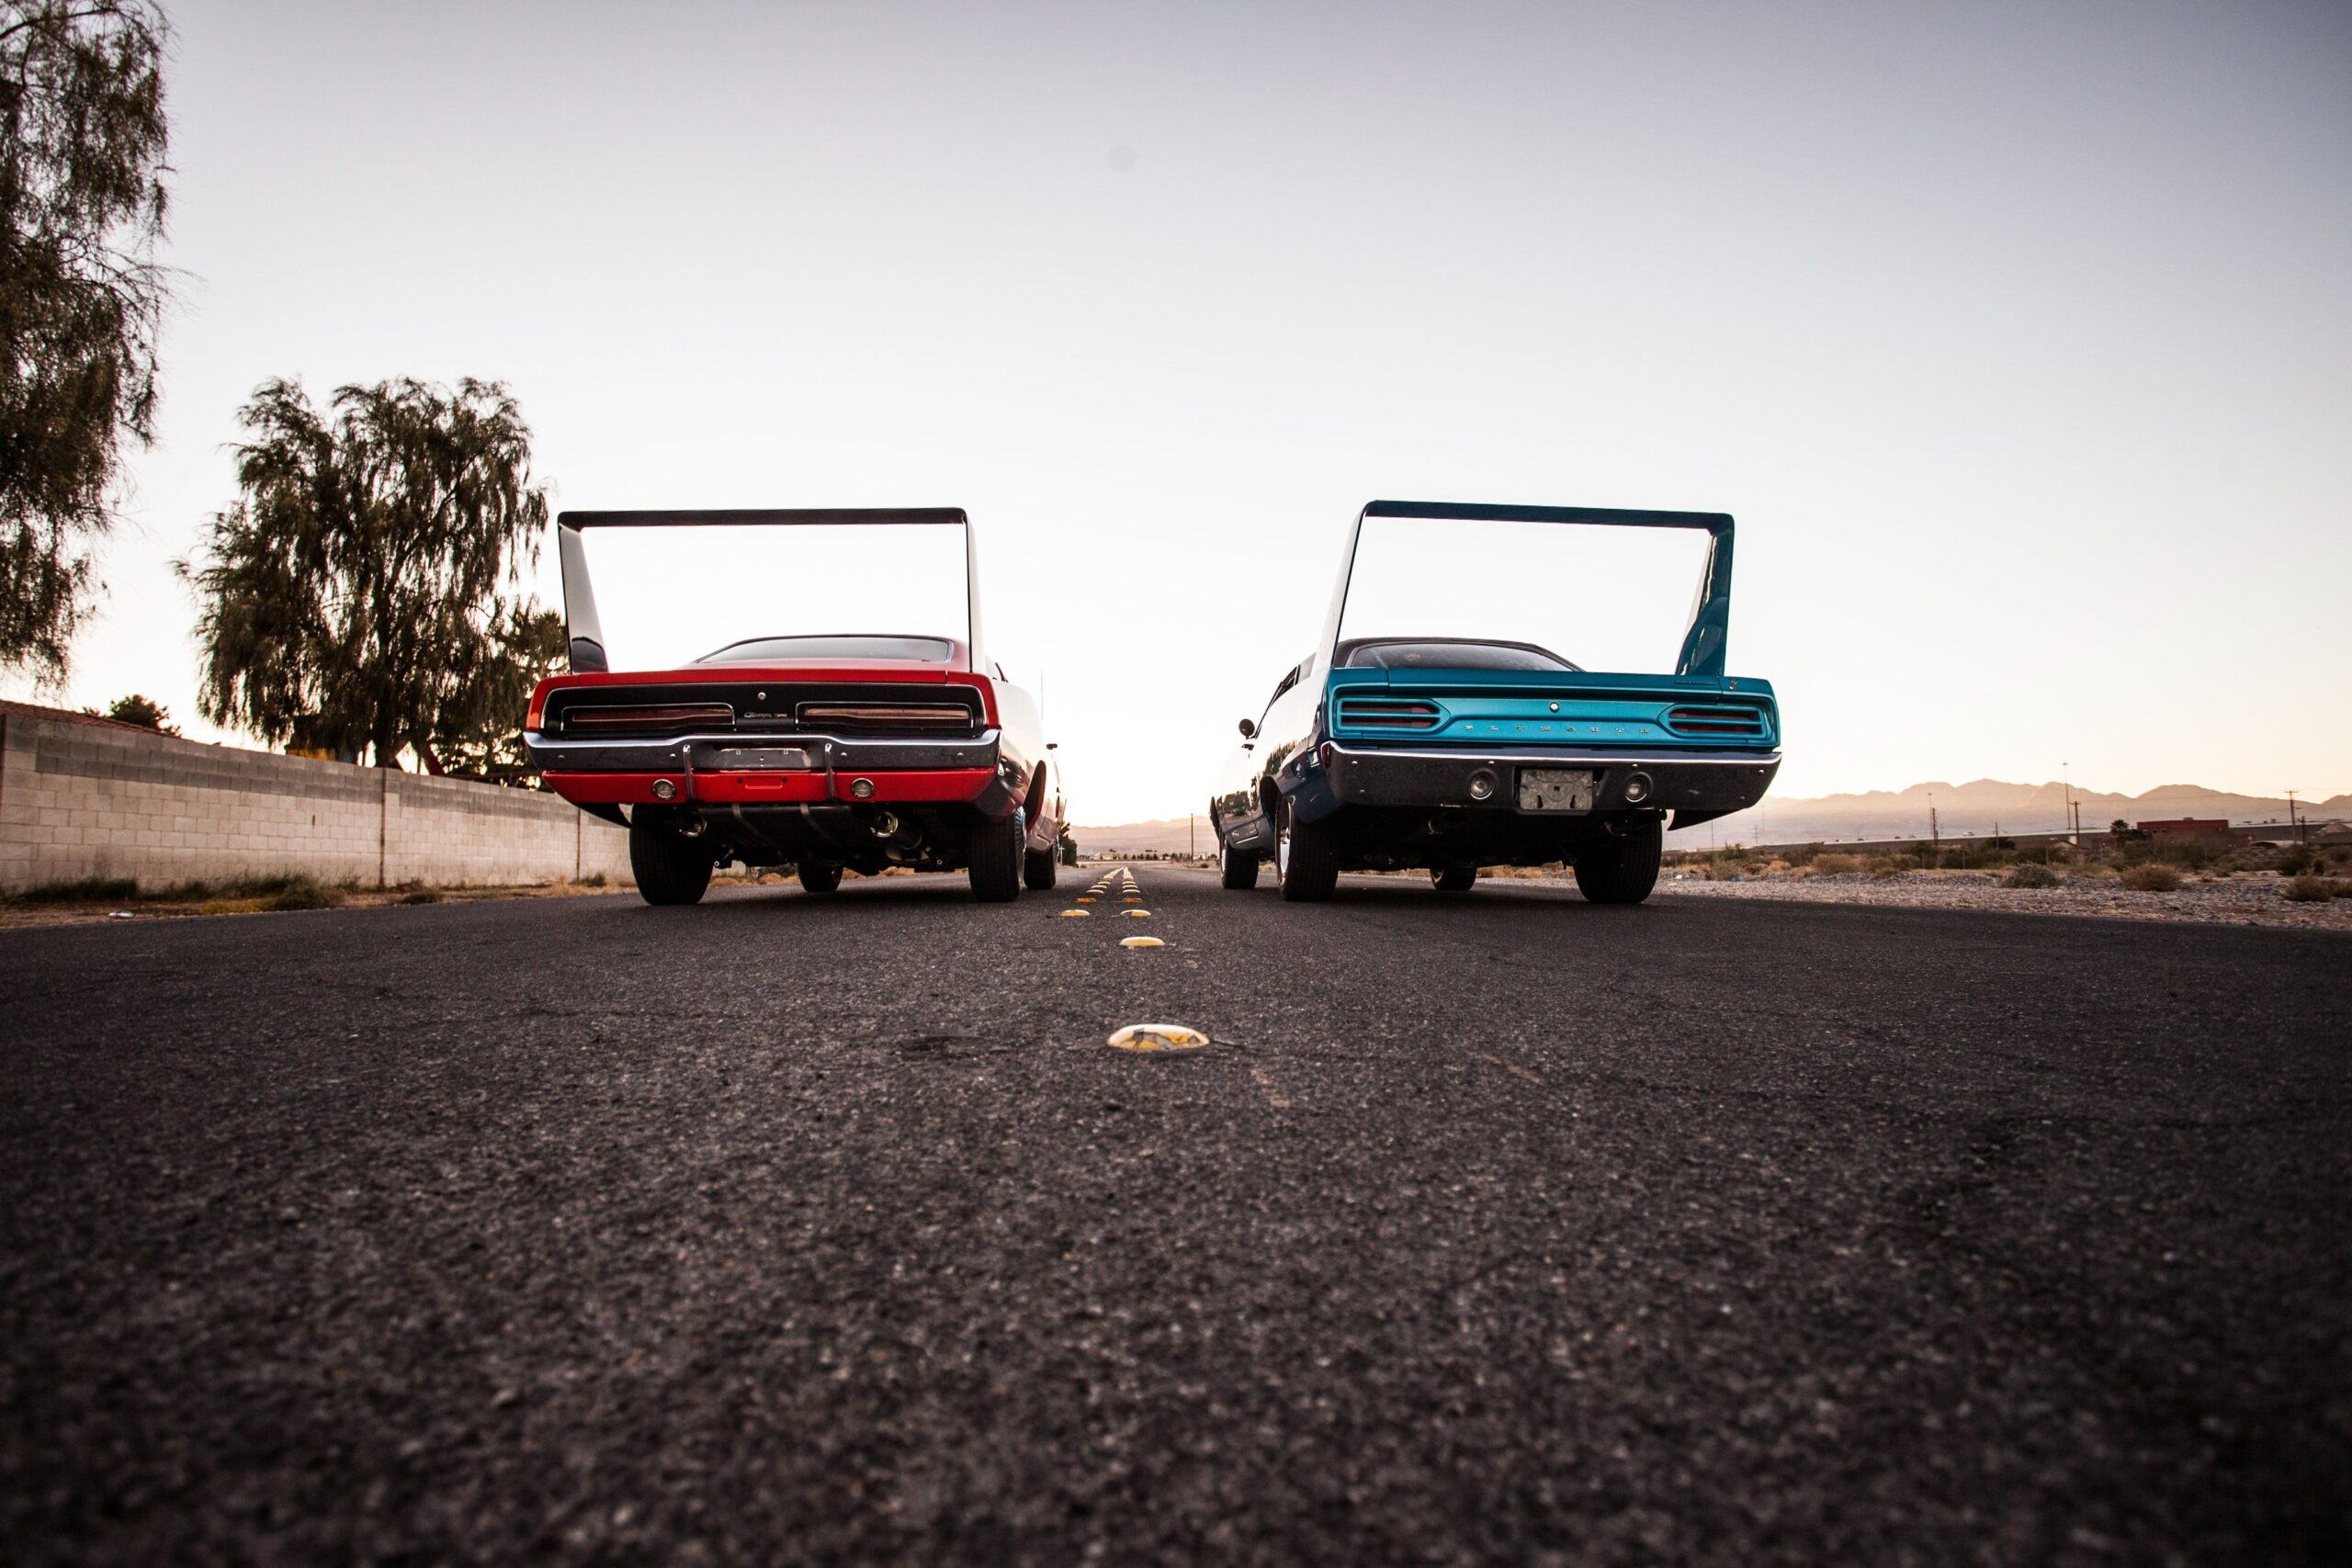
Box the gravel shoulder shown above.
[1638,868,2352,930]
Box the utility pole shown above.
[2287,790,2302,846]
[2062,761,2078,845]
[1928,791,1940,869]
[1189,814,1196,859]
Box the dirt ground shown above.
[0,879,624,931]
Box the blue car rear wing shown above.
[1314,500,1737,682]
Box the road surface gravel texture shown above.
[2,868,2346,1564]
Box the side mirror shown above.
[1238,718,1257,739]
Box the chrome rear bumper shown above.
[524,728,1002,774]
[1324,742,1779,825]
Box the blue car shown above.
[1209,501,1781,904]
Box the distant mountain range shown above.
[1676,781,2349,847]
[1074,818,1212,855]
[1074,784,2350,854]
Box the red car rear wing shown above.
[554,508,985,676]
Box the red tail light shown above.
[1338,697,1442,729]
[797,703,977,729]
[1664,705,1768,738]
[564,703,734,733]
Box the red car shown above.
[524,509,1065,905]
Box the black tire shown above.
[1219,836,1260,890]
[1430,862,1478,893]
[630,817,715,906]
[1024,845,1058,891]
[968,807,1025,902]
[797,862,842,895]
[1277,801,1340,903]
[1574,817,1664,905]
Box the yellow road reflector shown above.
[1058,908,1091,918]
[1107,1022,1208,1052]
[1119,935,1164,948]
[1122,897,1141,903]
[1076,897,1094,903]
[1120,908,1151,918]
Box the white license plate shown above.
[1516,768,1597,811]
[702,747,813,771]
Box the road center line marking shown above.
[1476,1052,1543,1086]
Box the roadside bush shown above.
[1810,853,1865,876]
[578,872,607,887]
[264,876,344,911]
[10,876,141,904]
[2277,847,2318,877]
[1781,842,1824,869]
[396,888,445,905]
[2004,863,2062,889]
[2118,863,2183,893]
[2282,875,2343,903]
[1867,856,1902,876]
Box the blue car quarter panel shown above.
[1317,665,1780,829]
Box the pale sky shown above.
[10,0,2348,825]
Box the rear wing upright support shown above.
[1313,500,1738,681]
[552,508,979,674]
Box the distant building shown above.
[2135,818,2232,838]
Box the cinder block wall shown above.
[0,705,629,893]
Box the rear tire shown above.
[797,862,842,895]
[1277,802,1340,903]
[968,807,1025,902]
[1430,862,1478,893]
[1220,836,1260,890]
[630,817,715,906]
[1024,845,1058,890]
[1574,817,1663,905]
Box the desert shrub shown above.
[265,876,344,911]
[1781,842,1824,868]
[1811,853,1865,876]
[2277,846,2318,877]
[579,872,607,887]
[2152,837,2219,870]
[2282,875,2342,903]
[396,888,445,905]
[2119,863,2182,892]
[2005,863,2062,889]
[1867,856,1901,876]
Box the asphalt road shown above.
[4,868,2347,1564]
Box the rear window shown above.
[694,635,955,665]
[1339,639,1579,672]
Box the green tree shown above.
[181,377,552,771]
[84,690,172,730]
[0,1,170,683]
[427,602,563,785]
